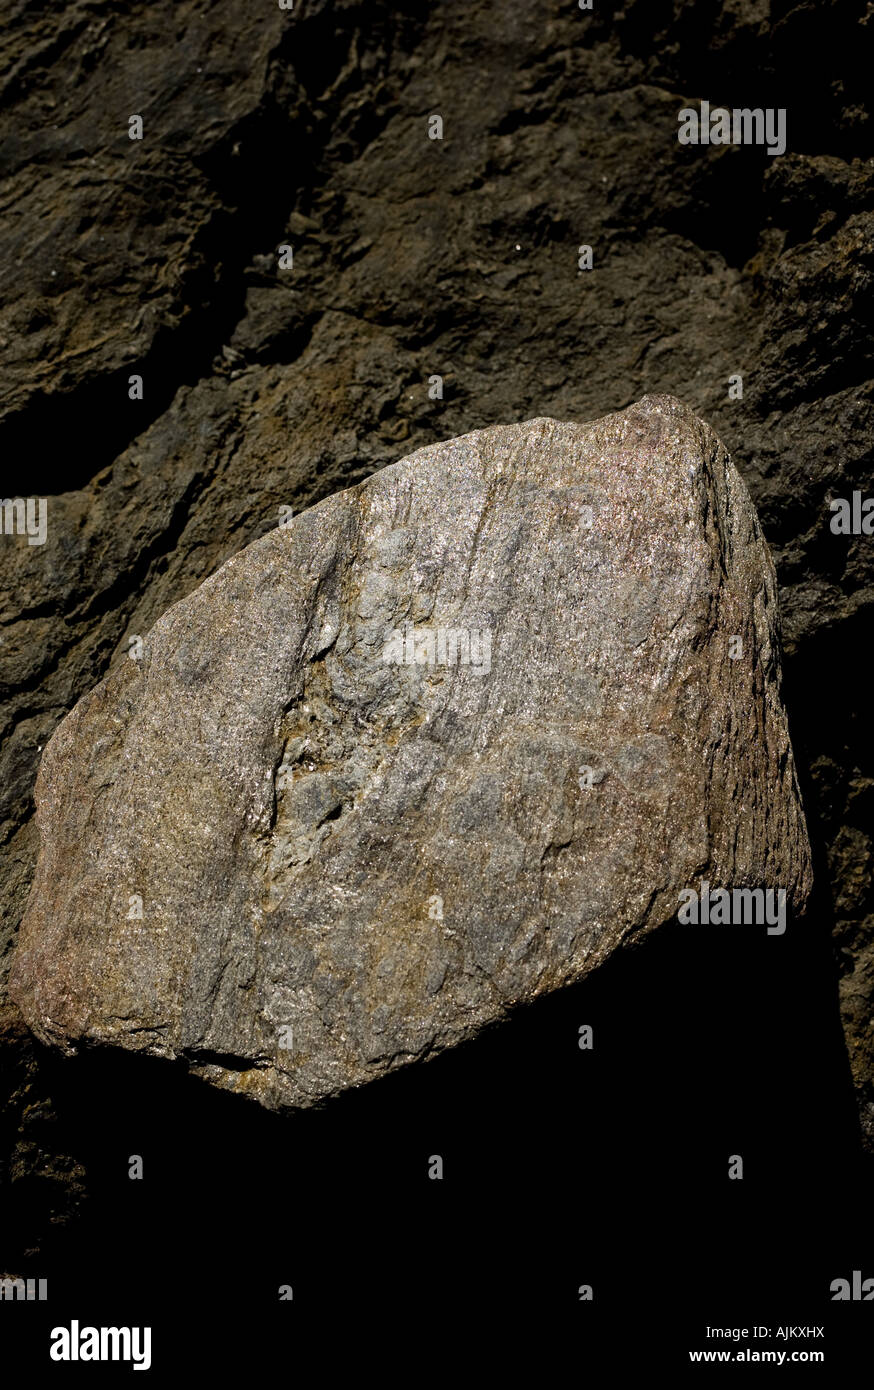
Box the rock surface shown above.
[0,0,871,1244]
[10,398,812,1109]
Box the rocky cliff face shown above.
[0,0,871,1249]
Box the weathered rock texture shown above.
[0,0,871,1245]
[10,398,812,1109]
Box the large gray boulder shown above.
[10,397,812,1109]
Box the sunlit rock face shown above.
[10,397,811,1110]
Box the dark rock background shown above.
[0,0,872,1294]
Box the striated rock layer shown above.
[10,397,812,1109]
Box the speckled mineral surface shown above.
[10,396,812,1109]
